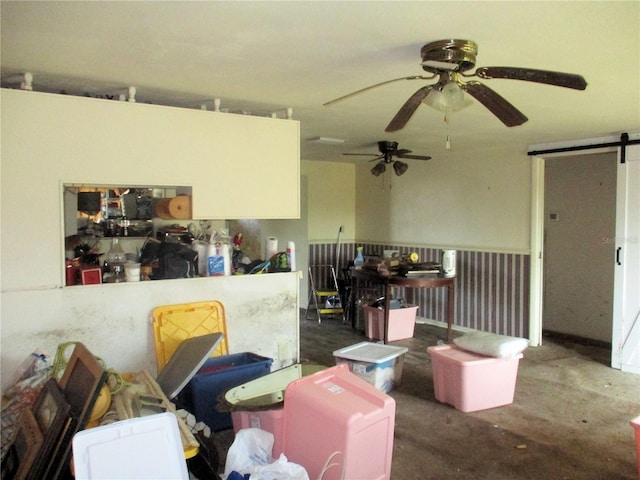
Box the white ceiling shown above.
[2,1,639,163]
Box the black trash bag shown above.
[140,239,198,279]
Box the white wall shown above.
[354,147,531,252]
[301,150,531,251]
[302,160,356,243]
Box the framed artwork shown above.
[24,379,71,480]
[2,409,43,480]
[57,342,107,430]
[33,379,71,437]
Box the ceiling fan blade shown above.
[463,81,528,127]
[475,67,587,90]
[323,75,435,106]
[397,153,432,161]
[385,85,434,132]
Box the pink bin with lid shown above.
[283,364,396,480]
[428,344,522,413]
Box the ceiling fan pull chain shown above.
[445,113,451,150]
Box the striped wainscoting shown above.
[308,243,530,338]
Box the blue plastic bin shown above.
[184,352,272,431]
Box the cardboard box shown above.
[428,344,522,412]
[333,342,408,393]
[283,365,396,480]
[363,305,418,341]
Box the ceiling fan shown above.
[343,140,431,176]
[324,39,588,132]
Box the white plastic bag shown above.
[249,454,309,480]
[223,428,274,478]
[222,428,309,480]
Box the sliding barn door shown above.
[612,144,640,373]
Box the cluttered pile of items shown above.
[1,298,407,480]
[66,226,297,286]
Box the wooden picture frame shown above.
[33,378,71,438]
[24,379,71,480]
[45,343,107,480]
[3,409,43,480]
[57,342,107,431]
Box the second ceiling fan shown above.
[325,39,588,132]
[344,141,431,177]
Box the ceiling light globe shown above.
[371,163,386,177]
[441,81,464,109]
[393,161,409,176]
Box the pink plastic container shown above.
[631,416,640,479]
[363,305,418,341]
[231,408,286,458]
[427,344,522,413]
[283,364,396,480]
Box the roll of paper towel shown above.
[265,236,278,260]
[193,241,208,277]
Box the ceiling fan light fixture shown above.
[371,162,386,176]
[393,161,409,176]
[423,81,471,113]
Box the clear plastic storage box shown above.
[333,342,408,393]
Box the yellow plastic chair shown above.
[152,300,229,372]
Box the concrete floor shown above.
[214,315,640,479]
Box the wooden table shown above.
[351,268,456,343]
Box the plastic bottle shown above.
[354,246,365,269]
[286,241,296,271]
[207,243,223,276]
[106,237,127,264]
[105,238,127,282]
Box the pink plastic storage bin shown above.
[427,344,522,413]
[631,416,640,479]
[283,364,396,480]
[231,408,286,458]
[363,305,418,341]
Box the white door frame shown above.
[528,158,545,346]
[528,135,627,348]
